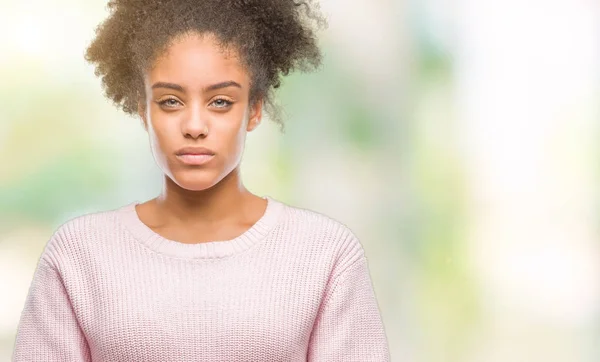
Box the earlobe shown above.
[248,118,261,132]
[247,99,263,132]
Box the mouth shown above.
[175,154,215,166]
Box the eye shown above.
[157,98,182,108]
[210,98,233,109]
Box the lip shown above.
[175,146,216,156]
[176,153,215,165]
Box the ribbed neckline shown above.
[116,195,285,260]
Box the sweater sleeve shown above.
[12,256,92,362]
[307,256,391,362]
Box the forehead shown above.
[146,32,249,88]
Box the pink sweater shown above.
[12,196,390,361]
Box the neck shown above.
[154,166,256,225]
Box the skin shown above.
[134,31,267,244]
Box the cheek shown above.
[227,118,249,158]
[204,126,243,171]
[214,110,248,153]
[146,119,177,165]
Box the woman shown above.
[12,0,390,361]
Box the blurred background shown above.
[1,0,599,360]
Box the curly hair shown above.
[84,0,326,131]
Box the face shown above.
[138,32,262,191]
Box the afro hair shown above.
[84,0,327,131]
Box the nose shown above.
[182,103,209,139]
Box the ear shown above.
[246,98,263,132]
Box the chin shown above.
[170,170,222,191]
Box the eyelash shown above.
[156,97,233,109]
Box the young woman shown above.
[12,0,390,361]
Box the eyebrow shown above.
[151,81,242,92]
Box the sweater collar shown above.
[117,195,285,260]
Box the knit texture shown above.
[12,196,390,361]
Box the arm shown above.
[12,256,92,362]
[307,256,390,362]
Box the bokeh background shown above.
[1,0,599,361]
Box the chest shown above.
[71,253,325,362]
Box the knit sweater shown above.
[12,195,390,361]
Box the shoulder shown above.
[276,199,366,268]
[40,203,129,266]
